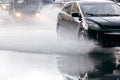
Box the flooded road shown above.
[56,47,120,80]
[0,4,120,80]
[0,25,119,80]
[0,24,119,80]
[0,50,63,80]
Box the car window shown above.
[15,0,40,5]
[81,3,120,17]
[62,3,73,14]
[71,3,79,14]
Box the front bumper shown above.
[88,29,120,46]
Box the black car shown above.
[56,0,120,47]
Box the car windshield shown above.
[80,3,120,17]
[15,0,39,5]
[14,0,40,8]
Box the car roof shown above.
[65,0,114,5]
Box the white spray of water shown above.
[0,4,97,55]
[0,50,63,80]
[0,3,105,80]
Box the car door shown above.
[68,2,81,39]
[57,2,81,39]
[57,2,73,38]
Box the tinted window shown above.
[80,3,120,17]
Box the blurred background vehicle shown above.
[8,0,55,22]
[1,4,9,11]
[9,0,42,21]
[0,0,10,12]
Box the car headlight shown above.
[35,13,40,16]
[2,5,7,9]
[1,5,8,11]
[88,22,101,30]
[15,12,22,17]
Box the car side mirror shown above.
[72,12,82,21]
[72,12,80,17]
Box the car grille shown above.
[105,26,120,29]
[103,33,120,43]
[102,74,120,80]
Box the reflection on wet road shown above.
[56,47,120,80]
[1,5,120,80]
[0,50,63,80]
[0,27,120,80]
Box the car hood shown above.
[86,16,120,29]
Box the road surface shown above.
[0,4,120,80]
